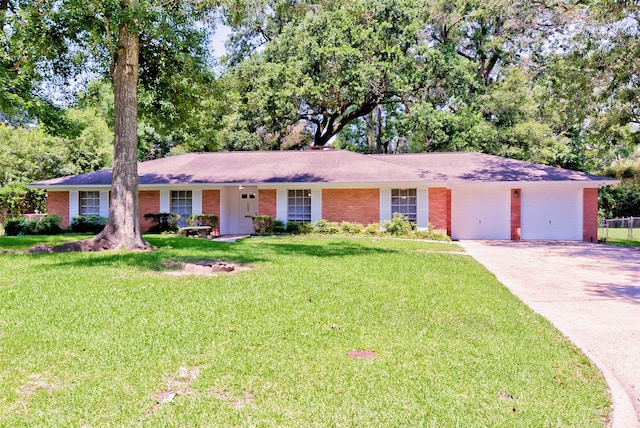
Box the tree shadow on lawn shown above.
[9,240,265,273]
[249,238,399,258]
[12,236,401,273]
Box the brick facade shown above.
[511,188,522,240]
[322,189,379,225]
[47,191,70,227]
[258,189,277,217]
[583,188,598,242]
[202,190,221,235]
[428,188,451,236]
[139,191,160,233]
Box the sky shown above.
[210,24,232,59]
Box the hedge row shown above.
[252,213,450,241]
[3,215,107,236]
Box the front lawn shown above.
[0,235,610,426]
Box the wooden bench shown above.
[179,225,212,238]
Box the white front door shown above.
[237,186,258,234]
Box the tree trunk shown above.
[375,104,383,154]
[88,19,148,250]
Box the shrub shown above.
[4,218,25,236]
[144,213,180,233]
[251,215,276,235]
[314,219,340,234]
[3,214,63,236]
[187,214,219,235]
[70,215,107,234]
[383,213,415,236]
[273,219,287,233]
[286,222,301,234]
[363,222,381,235]
[340,221,364,235]
[38,214,64,235]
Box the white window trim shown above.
[192,189,203,215]
[160,190,170,213]
[417,188,429,230]
[99,191,110,218]
[287,189,312,223]
[379,188,391,225]
[69,191,79,219]
[391,188,418,222]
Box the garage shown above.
[451,185,510,240]
[521,185,582,240]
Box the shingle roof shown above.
[371,152,613,182]
[30,150,616,188]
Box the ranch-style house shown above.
[30,150,617,241]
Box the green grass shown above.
[598,227,640,247]
[0,235,610,426]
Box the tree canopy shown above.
[2,0,640,239]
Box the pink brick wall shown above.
[322,189,379,225]
[428,188,451,236]
[259,189,277,217]
[47,191,70,227]
[511,188,522,240]
[583,188,598,242]
[139,191,160,233]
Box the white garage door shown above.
[521,186,582,240]
[451,186,510,240]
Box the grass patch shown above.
[0,236,609,426]
[598,228,640,247]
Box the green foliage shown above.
[599,163,640,218]
[0,183,47,226]
[251,215,278,235]
[186,214,219,229]
[251,216,287,235]
[3,219,25,236]
[228,0,425,147]
[313,219,341,234]
[340,221,364,235]
[383,213,415,236]
[64,107,113,172]
[599,184,640,218]
[284,221,313,234]
[0,124,75,185]
[602,164,640,182]
[363,222,382,235]
[70,216,108,234]
[143,213,180,234]
[2,214,63,236]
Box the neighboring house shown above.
[29,150,617,241]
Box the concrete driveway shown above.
[459,241,640,428]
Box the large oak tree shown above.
[227,0,427,148]
[19,0,217,250]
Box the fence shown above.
[600,217,640,241]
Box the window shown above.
[287,189,311,223]
[391,188,417,222]
[79,191,101,216]
[171,190,192,224]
